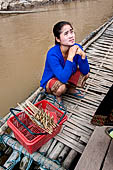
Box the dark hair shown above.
[53,21,73,45]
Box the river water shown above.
[0,0,113,117]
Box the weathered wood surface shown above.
[74,127,113,170]
[102,139,113,170]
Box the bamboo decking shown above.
[73,17,113,170]
[0,17,113,170]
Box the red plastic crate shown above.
[7,100,67,154]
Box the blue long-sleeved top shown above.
[40,43,90,89]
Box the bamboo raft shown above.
[0,16,113,170]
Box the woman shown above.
[91,84,113,126]
[40,21,90,104]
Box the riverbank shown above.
[0,0,67,11]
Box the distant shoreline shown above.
[0,0,69,11]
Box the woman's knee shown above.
[56,84,67,96]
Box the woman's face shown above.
[57,24,75,46]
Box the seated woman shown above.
[91,84,113,126]
[40,21,90,104]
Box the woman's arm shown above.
[67,44,90,75]
[47,52,73,83]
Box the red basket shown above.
[7,100,67,154]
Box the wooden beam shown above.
[102,140,113,170]
[74,127,111,170]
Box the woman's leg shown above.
[68,69,89,88]
[67,72,89,98]
[53,84,67,103]
[77,72,89,88]
[46,78,67,103]
[91,84,113,126]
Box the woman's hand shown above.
[76,47,86,59]
[67,45,86,62]
[67,45,79,62]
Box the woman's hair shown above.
[53,21,73,45]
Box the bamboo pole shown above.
[80,16,113,47]
[56,132,85,153]
[2,135,66,170]
[57,146,70,163]
[3,150,20,169]
[19,155,33,170]
[27,87,44,102]
[39,138,53,155]
[48,142,64,160]
[62,149,78,169]
[46,138,57,156]
[83,18,113,50]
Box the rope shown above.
[2,136,23,170]
[34,151,63,170]
[6,149,22,170]
[25,154,33,170]
[32,91,46,104]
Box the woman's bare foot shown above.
[56,96,62,103]
[68,87,84,98]
[55,96,63,108]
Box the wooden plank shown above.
[64,96,97,111]
[65,99,97,115]
[97,39,113,44]
[67,118,93,134]
[86,48,113,55]
[63,126,90,143]
[91,43,113,52]
[62,129,80,142]
[69,117,95,131]
[102,140,113,170]
[103,32,113,38]
[74,127,111,170]
[87,51,113,58]
[55,133,85,153]
[96,40,113,46]
[99,35,113,41]
[88,51,113,59]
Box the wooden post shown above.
[39,138,54,155]
[57,146,70,162]
[19,155,32,170]
[2,135,66,170]
[3,150,20,169]
[63,149,78,169]
[48,142,64,160]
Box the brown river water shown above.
[0,0,113,117]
